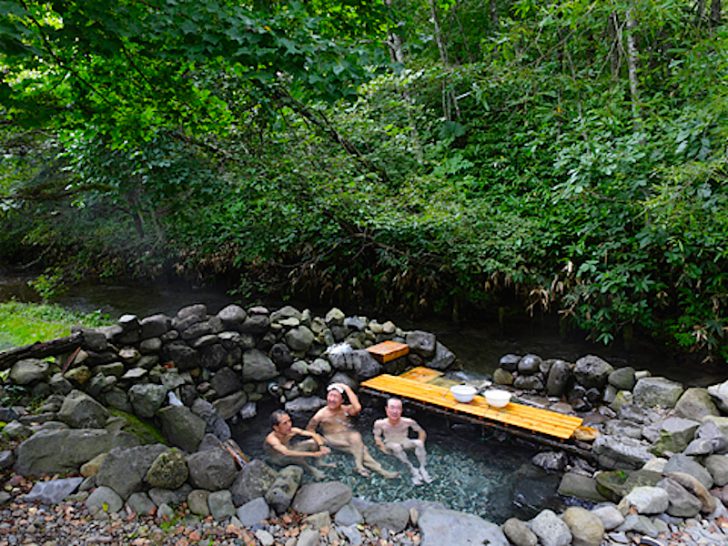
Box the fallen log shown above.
[0,331,83,370]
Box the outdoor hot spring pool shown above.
[232,399,564,524]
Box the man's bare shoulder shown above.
[373,418,387,428]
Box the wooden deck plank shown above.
[361,374,582,440]
[399,367,443,382]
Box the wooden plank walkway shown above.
[361,369,583,441]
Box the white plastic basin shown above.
[450,384,477,403]
[484,389,511,408]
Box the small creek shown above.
[1,269,724,521]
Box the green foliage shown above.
[0,0,726,360]
[0,301,109,350]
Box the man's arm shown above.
[339,384,362,416]
[292,426,326,446]
[265,433,330,458]
[408,418,427,443]
[373,420,389,454]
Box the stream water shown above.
[1,268,725,521]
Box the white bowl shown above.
[484,389,511,408]
[450,384,477,403]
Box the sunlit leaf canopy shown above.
[1,0,387,146]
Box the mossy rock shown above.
[108,408,167,445]
[595,469,662,502]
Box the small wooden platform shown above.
[366,340,410,363]
[361,368,584,441]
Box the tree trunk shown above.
[384,0,405,64]
[428,0,459,120]
[608,12,621,80]
[711,0,722,25]
[0,332,83,370]
[490,0,499,28]
[625,6,641,128]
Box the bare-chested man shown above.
[306,383,398,479]
[373,397,433,485]
[265,410,331,479]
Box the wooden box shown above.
[366,340,410,364]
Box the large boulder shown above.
[361,502,411,533]
[528,509,571,546]
[96,444,168,499]
[633,377,684,408]
[418,507,508,546]
[574,355,613,389]
[264,465,303,514]
[618,486,669,515]
[161,341,199,371]
[57,390,109,429]
[291,481,352,515]
[707,380,728,413]
[663,454,714,489]
[427,342,456,370]
[140,314,171,339]
[10,359,50,385]
[546,361,571,397]
[651,417,700,455]
[405,331,436,358]
[230,459,278,507]
[657,477,702,517]
[284,326,315,353]
[242,349,277,381]
[608,367,636,391]
[561,507,604,546]
[145,448,189,490]
[128,383,167,418]
[675,388,720,421]
[592,435,652,470]
[14,429,139,476]
[157,405,206,453]
[187,448,238,491]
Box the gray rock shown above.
[0,450,15,470]
[23,477,83,504]
[3,421,31,440]
[616,514,658,537]
[86,486,123,514]
[145,449,189,489]
[664,454,714,489]
[405,331,436,358]
[335,503,363,526]
[212,390,248,420]
[265,465,303,514]
[96,444,168,499]
[528,509,572,546]
[590,504,624,531]
[10,359,50,385]
[419,507,508,546]
[707,379,728,413]
[239,314,270,336]
[493,368,514,385]
[546,360,571,397]
[236,496,270,526]
[633,377,684,408]
[208,489,236,520]
[619,486,668,515]
[157,405,206,453]
[148,484,192,507]
[308,358,331,376]
[126,492,156,516]
[139,314,171,339]
[270,343,294,368]
[651,416,700,455]
[361,502,410,532]
[657,477,701,517]
[217,305,247,327]
[285,326,315,353]
[292,481,352,514]
[49,373,73,395]
[561,506,604,546]
[608,367,636,391]
[14,428,139,476]
[664,471,716,513]
[532,451,567,472]
[187,448,238,491]
[294,529,318,546]
[675,388,720,421]
[162,342,199,371]
[230,459,278,506]
[499,354,521,372]
[187,489,210,516]
[242,349,277,381]
[557,472,607,502]
[57,390,109,429]
[518,354,542,375]
[574,355,614,389]
[502,518,537,546]
[592,435,653,470]
[128,383,167,418]
[704,454,728,486]
[427,342,456,371]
